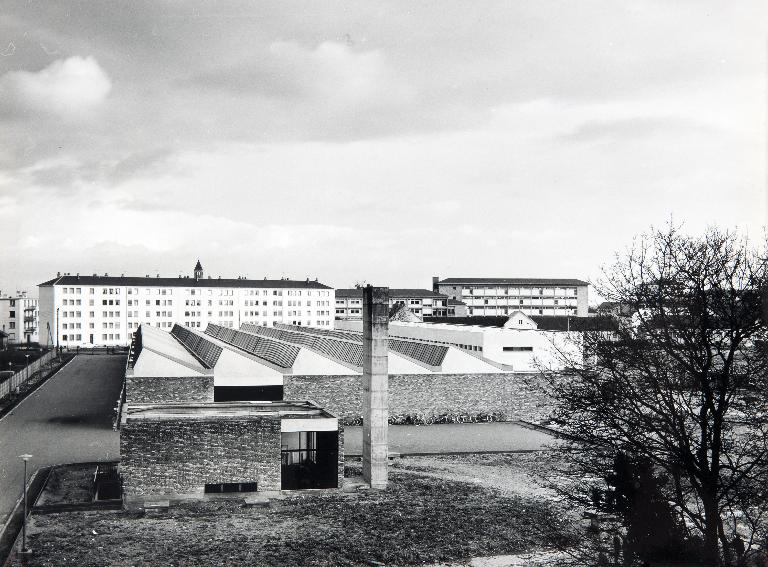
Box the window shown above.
[204,482,257,494]
[503,346,533,352]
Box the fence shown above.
[0,351,56,402]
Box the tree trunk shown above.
[702,491,721,566]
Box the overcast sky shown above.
[1,1,765,299]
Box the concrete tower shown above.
[362,285,389,489]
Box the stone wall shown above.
[125,375,214,404]
[120,416,281,497]
[284,372,551,425]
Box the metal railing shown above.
[0,351,56,401]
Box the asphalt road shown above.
[343,422,557,456]
[0,355,125,526]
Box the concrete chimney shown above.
[432,276,439,293]
[362,285,389,489]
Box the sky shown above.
[0,1,765,300]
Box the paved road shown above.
[343,422,557,456]
[0,355,125,526]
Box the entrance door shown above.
[89,334,94,344]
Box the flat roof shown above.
[124,400,337,421]
[437,278,589,286]
[38,275,332,289]
[335,288,447,299]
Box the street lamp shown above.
[24,354,29,383]
[18,454,33,556]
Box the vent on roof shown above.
[57,272,61,277]
[93,273,97,277]
[104,273,108,277]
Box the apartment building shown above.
[433,276,589,317]
[334,288,448,320]
[38,261,334,348]
[0,291,39,344]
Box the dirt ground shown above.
[35,464,95,506]
[12,452,578,567]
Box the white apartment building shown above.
[0,291,39,344]
[334,288,448,320]
[38,261,335,348]
[433,277,589,317]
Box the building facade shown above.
[334,288,448,320]
[38,262,334,348]
[433,277,589,317]
[0,291,39,345]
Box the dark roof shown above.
[437,278,589,287]
[423,315,618,332]
[424,316,508,327]
[335,288,446,299]
[194,260,203,271]
[530,316,618,332]
[38,275,332,290]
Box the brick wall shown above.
[284,373,551,425]
[120,416,281,497]
[125,375,214,404]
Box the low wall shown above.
[284,372,551,425]
[125,375,214,404]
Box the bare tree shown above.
[546,225,768,566]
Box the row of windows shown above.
[60,333,120,341]
[478,299,573,306]
[469,307,577,315]
[463,287,578,296]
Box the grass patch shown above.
[20,465,575,566]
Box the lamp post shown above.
[24,354,29,383]
[18,454,33,556]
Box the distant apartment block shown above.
[433,277,589,317]
[38,261,334,348]
[334,288,448,320]
[0,290,39,344]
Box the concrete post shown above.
[362,285,389,489]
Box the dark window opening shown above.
[94,463,122,501]
[214,385,283,402]
[503,346,534,352]
[281,430,338,490]
[204,482,258,494]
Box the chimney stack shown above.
[432,276,439,293]
[362,285,389,489]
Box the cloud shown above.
[560,116,716,144]
[186,40,415,138]
[0,56,111,119]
